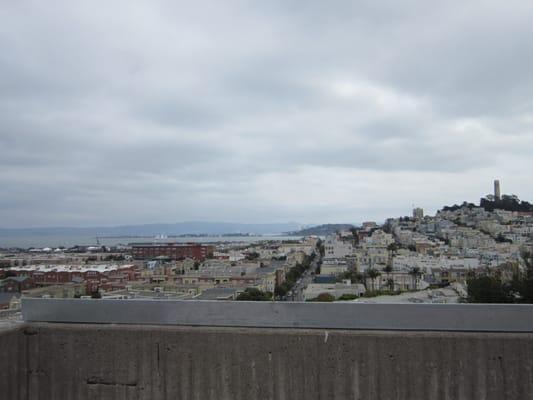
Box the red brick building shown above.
[131,243,214,261]
[8,265,137,286]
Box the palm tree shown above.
[383,265,393,292]
[366,268,381,292]
[409,267,422,290]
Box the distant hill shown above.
[287,224,356,236]
[0,222,303,237]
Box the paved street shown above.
[287,258,319,302]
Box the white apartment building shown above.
[363,230,395,247]
[477,220,506,236]
[324,235,354,259]
[355,246,389,272]
[394,228,414,246]
[279,243,316,257]
[392,254,480,272]
[367,270,430,292]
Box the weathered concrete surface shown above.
[0,323,27,400]
[22,298,533,332]
[1,323,533,400]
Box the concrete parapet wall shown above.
[21,298,533,332]
[1,323,533,400]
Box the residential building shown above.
[413,207,424,220]
[324,235,354,259]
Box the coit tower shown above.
[494,180,501,200]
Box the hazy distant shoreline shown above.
[0,221,304,237]
[0,221,350,248]
[0,234,303,249]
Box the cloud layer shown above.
[1,0,533,227]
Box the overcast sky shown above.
[1,1,533,228]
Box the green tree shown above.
[274,285,287,298]
[387,243,399,252]
[338,293,358,301]
[465,252,533,304]
[467,276,512,303]
[236,288,272,301]
[496,234,512,243]
[318,241,325,258]
[366,268,381,291]
[314,293,335,302]
[337,270,363,284]
[409,267,422,290]
[513,251,533,303]
[383,265,393,291]
[523,252,533,302]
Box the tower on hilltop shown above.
[494,180,501,201]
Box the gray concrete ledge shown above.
[22,298,533,332]
[2,322,533,400]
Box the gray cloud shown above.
[1,0,532,227]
